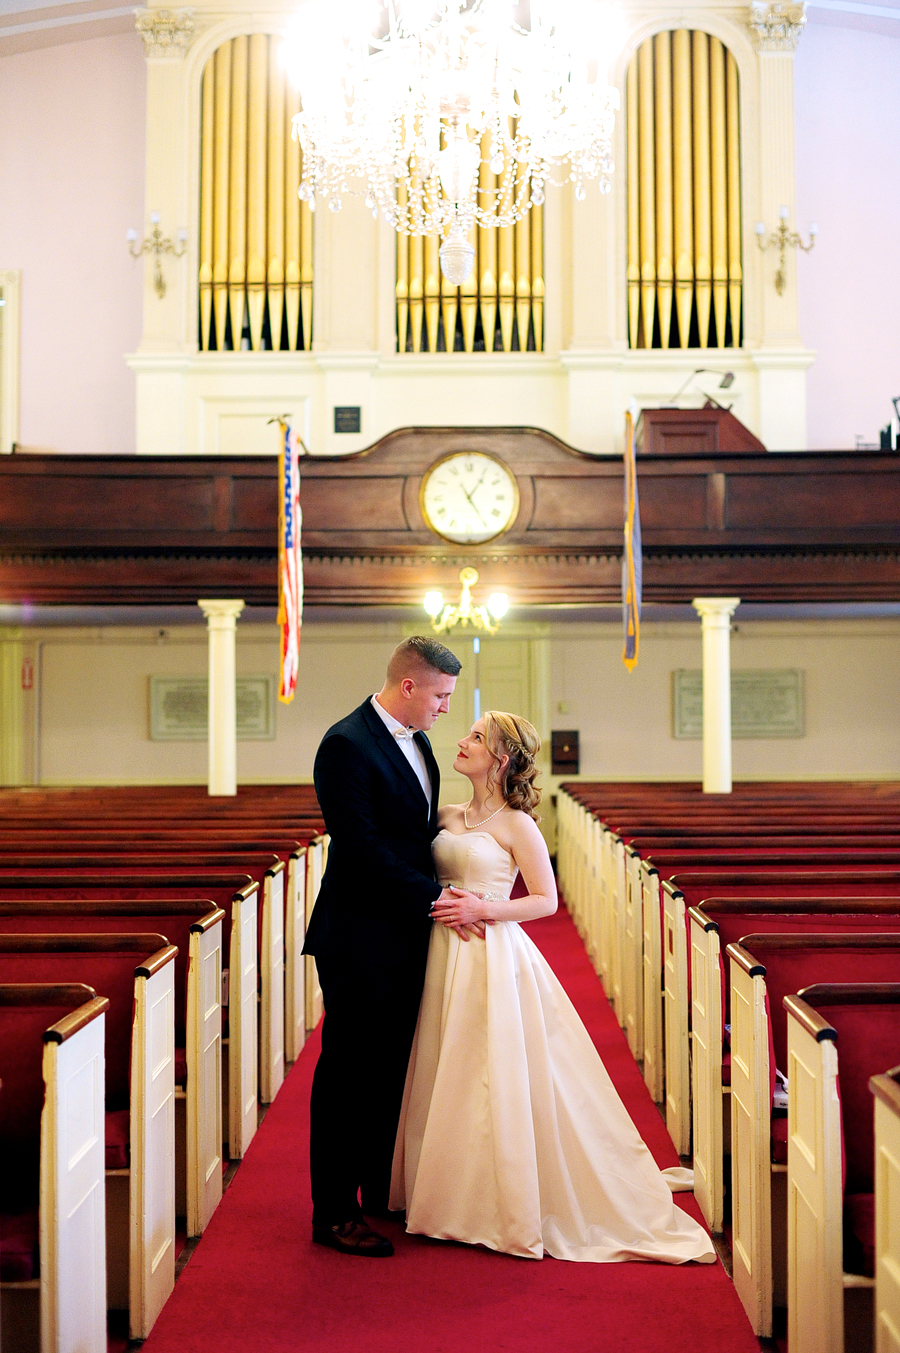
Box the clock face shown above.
[420,452,520,545]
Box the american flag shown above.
[622,406,642,671]
[278,423,303,703]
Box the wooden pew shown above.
[869,1064,900,1353]
[0,984,108,1353]
[0,851,285,1107]
[0,896,231,1222]
[785,985,900,1353]
[0,867,263,1145]
[655,875,900,1148]
[728,945,900,1337]
[0,937,176,1340]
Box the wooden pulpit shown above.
[635,403,766,456]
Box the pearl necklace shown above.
[464,800,506,829]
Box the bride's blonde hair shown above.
[484,711,542,820]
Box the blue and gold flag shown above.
[622,406,642,671]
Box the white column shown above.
[198,600,244,797]
[692,598,740,794]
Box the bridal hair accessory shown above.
[464,801,506,829]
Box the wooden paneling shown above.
[2,433,900,605]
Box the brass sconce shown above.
[127,212,187,299]
[755,207,817,296]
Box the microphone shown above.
[666,369,735,407]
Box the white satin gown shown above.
[389,829,716,1265]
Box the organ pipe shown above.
[199,59,215,349]
[672,28,693,347]
[654,32,673,350]
[228,36,249,349]
[638,37,657,347]
[692,29,712,349]
[627,29,742,350]
[199,34,313,352]
[709,36,728,346]
[266,43,285,349]
[726,51,743,344]
[626,59,640,349]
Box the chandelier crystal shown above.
[284,0,621,284]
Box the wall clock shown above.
[420,451,520,544]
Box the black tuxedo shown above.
[306,697,443,1225]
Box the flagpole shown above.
[622,403,642,672]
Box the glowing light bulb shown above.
[424,591,444,617]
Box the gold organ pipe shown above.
[478,141,498,351]
[692,30,712,348]
[299,195,313,349]
[212,42,232,352]
[709,36,728,346]
[395,186,409,351]
[726,50,742,344]
[424,230,440,353]
[459,220,478,352]
[515,170,532,348]
[672,28,693,348]
[638,38,657,347]
[228,36,249,349]
[626,57,640,348]
[654,31,673,349]
[531,202,544,352]
[408,226,424,354]
[441,266,459,353]
[266,40,285,351]
[246,34,268,351]
[199,59,215,350]
[284,85,302,350]
[497,148,515,352]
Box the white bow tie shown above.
[393,727,416,742]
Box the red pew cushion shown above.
[843,1192,875,1278]
[771,1114,789,1165]
[175,1044,187,1088]
[0,1207,40,1280]
[105,1109,130,1171]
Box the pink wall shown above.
[795,21,900,450]
[0,34,145,454]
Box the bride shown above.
[389,710,716,1265]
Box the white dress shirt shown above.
[370,694,432,812]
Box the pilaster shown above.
[692,597,740,794]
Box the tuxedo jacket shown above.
[304,698,443,973]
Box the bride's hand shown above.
[430,887,494,939]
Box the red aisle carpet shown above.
[141,907,760,1353]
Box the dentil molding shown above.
[135,7,196,57]
[748,0,808,50]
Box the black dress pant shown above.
[309,952,425,1227]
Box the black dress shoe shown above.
[312,1220,394,1257]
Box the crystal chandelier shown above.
[283,1,621,285]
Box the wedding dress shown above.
[389,829,716,1265]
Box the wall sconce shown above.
[127,212,187,299]
[424,567,509,636]
[755,206,817,296]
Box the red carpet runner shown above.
[141,907,760,1353]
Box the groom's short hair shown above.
[387,636,462,683]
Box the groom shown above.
[306,635,471,1257]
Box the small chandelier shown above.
[424,567,509,634]
[283,0,621,285]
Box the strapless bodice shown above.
[432,828,518,901]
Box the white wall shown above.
[0,34,145,454]
[795,19,900,450]
[25,618,900,786]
